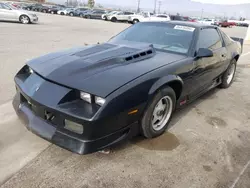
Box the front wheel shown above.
[19,15,30,24]
[141,87,176,138]
[69,12,74,16]
[133,19,139,24]
[220,59,237,88]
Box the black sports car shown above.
[13,21,243,155]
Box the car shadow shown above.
[110,87,220,153]
[0,20,39,25]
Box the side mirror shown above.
[196,48,213,58]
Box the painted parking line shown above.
[229,159,250,188]
[241,51,250,57]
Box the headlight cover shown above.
[95,96,106,106]
[80,91,91,103]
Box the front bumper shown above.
[13,91,139,154]
[30,16,38,23]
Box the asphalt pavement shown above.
[0,13,250,188]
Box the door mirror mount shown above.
[196,48,213,58]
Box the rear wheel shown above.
[19,15,30,24]
[42,9,46,13]
[141,87,176,138]
[86,15,91,19]
[104,16,107,20]
[60,12,64,15]
[51,11,54,14]
[79,13,83,18]
[220,59,237,88]
[69,12,74,16]
[111,17,117,22]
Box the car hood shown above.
[28,42,186,97]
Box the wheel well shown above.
[133,19,139,21]
[234,54,240,62]
[19,15,29,21]
[166,81,183,100]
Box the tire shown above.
[60,12,64,15]
[42,9,46,13]
[219,59,237,89]
[86,15,91,19]
[51,11,54,14]
[27,8,30,11]
[141,87,176,138]
[19,15,30,24]
[104,16,107,20]
[133,19,139,24]
[111,17,117,22]
[79,14,83,18]
[69,12,74,16]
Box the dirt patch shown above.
[134,132,180,151]
[203,165,213,172]
[205,116,227,128]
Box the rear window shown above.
[110,22,195,54]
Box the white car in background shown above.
[199,18,215,25]
[57,8,75,15]
[102,11,118,20]
[128,12,170,24]
[0,2,38,24]
[107,11,135,22]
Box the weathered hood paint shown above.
[28,43,186,97]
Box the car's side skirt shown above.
[176,76,222,109]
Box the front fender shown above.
[148,75,183,96]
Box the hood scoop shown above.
[122,44,155,63]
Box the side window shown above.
[157,15,167,18]
[197,28,222,50]
[0,3,10,10]
[125,12,133,15]
[220,31,233,46]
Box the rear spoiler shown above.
[231,37,244,52]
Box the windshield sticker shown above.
[174,25,195,32]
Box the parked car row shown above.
[1,1,248,28]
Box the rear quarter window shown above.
[220,30,233,46]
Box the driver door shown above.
[191,28,226,98]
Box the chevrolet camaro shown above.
[13,21,243,154]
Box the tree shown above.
[88,0,95,8]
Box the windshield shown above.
[109,22,195,54]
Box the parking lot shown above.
[1,13,250,188]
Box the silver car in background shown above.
[0,2,38,24]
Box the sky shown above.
[192,0,250,4]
